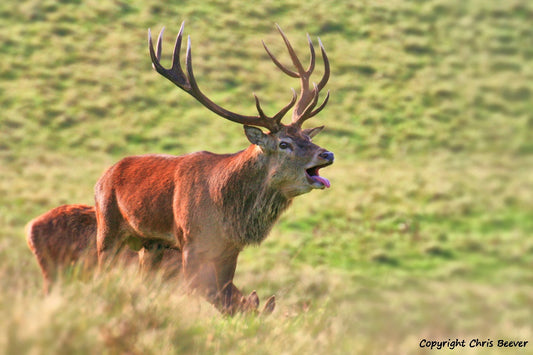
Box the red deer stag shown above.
[94,23,333,315]
[26,204,181,293]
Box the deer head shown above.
[148,23,334,198]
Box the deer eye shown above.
[279,141,292,150]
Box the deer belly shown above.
[117,201,175,243]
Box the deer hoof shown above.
[239,290,260,313]
[261,295,275,315]
[247,290,260,309]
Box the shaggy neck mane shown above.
[213,145,292,247]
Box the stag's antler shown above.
[148,22,296,133]
[263,24,330,128]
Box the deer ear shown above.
[303,125,324,139]
[244,125,268,147]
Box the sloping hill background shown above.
[1,0,532,353]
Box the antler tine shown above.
[262,26,317,79]
[309,90,330,118]
[316,38,330,92]
[156,27,163,61]
[262,41,299,78]
[148,28,162,71]
[292,35,330,127]
[300,83,320,119]
[262,25,330,128]
[275,24,307,76]
[170,22,187,86]
[273,88,297,122]
[253,89,296,127]
[306,34,316,75]
[253,94,267,118]
[149,26,189,89]
[148,22,298,133]
[296,39,330,125]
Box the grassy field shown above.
[1,0,532,353]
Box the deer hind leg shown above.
[37,254,55,295]
[96,225,123,271]
[27,223,60,294]
[95,199,124,271]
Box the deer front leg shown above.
[182,246,272,315]
[212,252,275,315]
[182,246,244,315]
[212,251,244,315]
[182,246,218,303]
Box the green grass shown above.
[1,0,533,354]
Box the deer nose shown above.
[319,151,334,163]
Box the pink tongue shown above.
[313,175,331,188]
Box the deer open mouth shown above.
[305,162,332,189]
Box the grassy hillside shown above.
[1,0,532,354]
